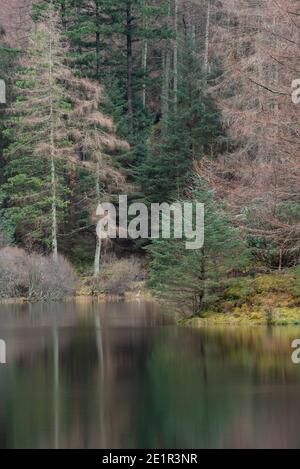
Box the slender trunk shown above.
[50,151,58,262]
[195,250,206,314]
[162,0,171,131]
[204,0,210,74]
[279,247,282,272]
[272,17,279,140]
[94,154,101,277]
[96,2,100,80]
[49,3,58,262]
[94,237,102,277]
[173,0,178,112]
[162,50,170,134]
[126,2,134,133]
[142,39,148,108]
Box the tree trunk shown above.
[173,0,178,112]
[94,154,101,277]
[278,247,282,272]
[162,0,171,131]
[142,39,148,108]
[126,1,134,133]
[96,2,101,80]
[94,237,102,277]
[50,152,58,262]
[162,49,170,134]
[49,2,58,262]
[204,0,210,74]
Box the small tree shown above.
[147,179,249,315]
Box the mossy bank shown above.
[181,268,300,327]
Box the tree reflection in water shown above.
[0,301,300,448]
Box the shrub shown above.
[27,254,78,301]
[0,247,78,300]
[93,257,144,295]
[0,247,28,297]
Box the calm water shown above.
[0,300,300,449]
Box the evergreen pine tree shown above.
[147,179,249,315]
[0,26,19,245]
[137,35,221,203]
[46,0,172,150]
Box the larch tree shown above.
[68,77,129,276]
[3,3,73,259]
[3,2,128,266]
[196,0,300,269]
[138,21,221,204]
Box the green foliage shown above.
[0,0,297,311]
[2,158,69,249]
[0,38,20,245]
[49,0,173,189]
[147,180,250,315]
[1,20,72,252]
[137,38,222,203]
[183,268,300,325]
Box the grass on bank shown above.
[182,267,300,326]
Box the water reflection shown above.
[0,301,300,448]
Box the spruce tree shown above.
[137,35,221,204]
[46,0,172,145]
[0,27,19,245]
[147,180,249,315]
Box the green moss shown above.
[183,269,300,326]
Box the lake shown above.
[0,300,300,448]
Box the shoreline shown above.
[1,270,300,327]
[0,287,155,305]
[180,308,300,328]
[1,295,299,327]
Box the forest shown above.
[0,0,299,322]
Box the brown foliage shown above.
[0,247,78,300]
[0,0,33,46]
[91,257,145,296]
[196,0,300,268]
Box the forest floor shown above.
[182,268,300,326]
